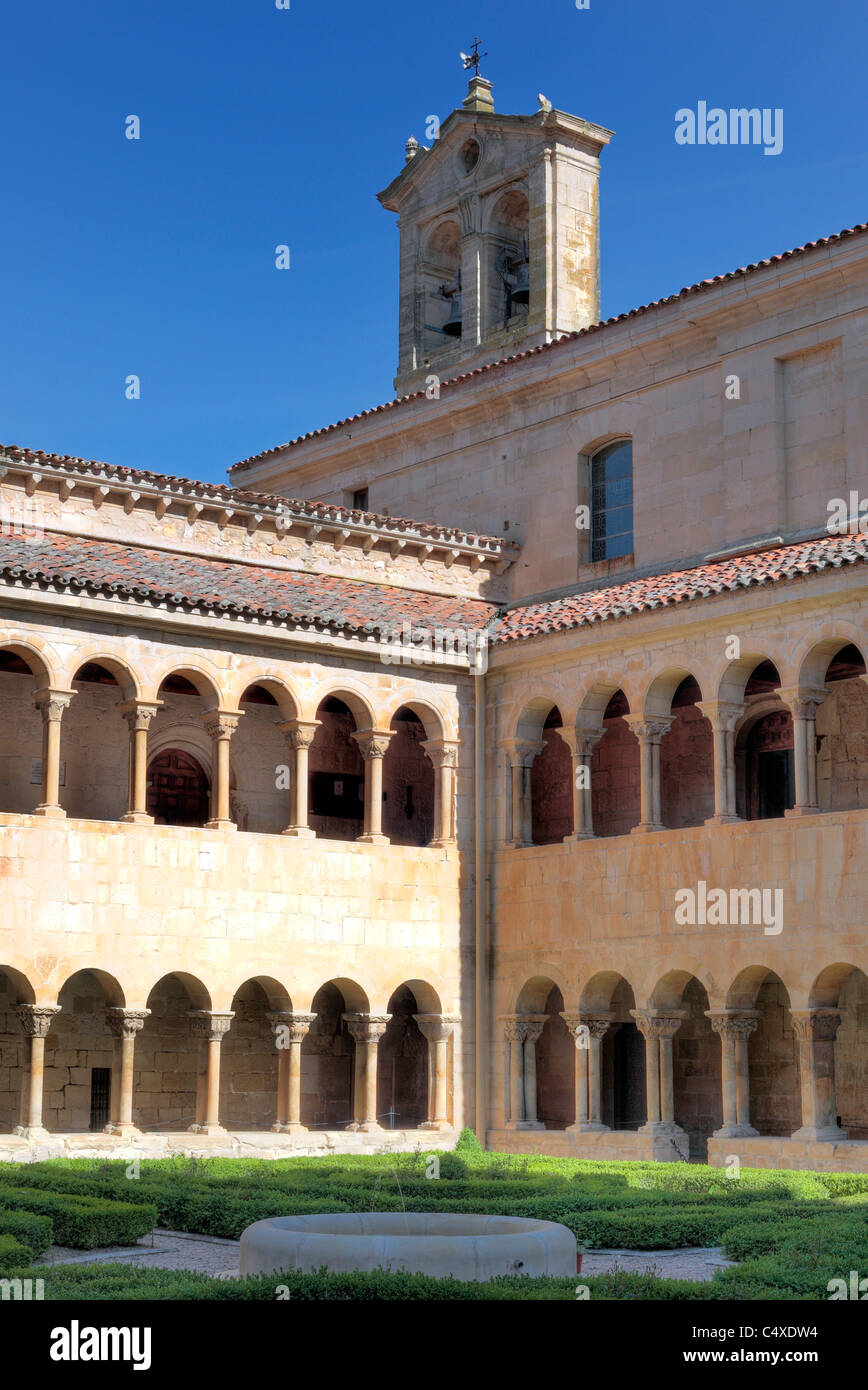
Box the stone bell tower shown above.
[378,70,614,394]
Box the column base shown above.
[420,1119,451,1130]
[120,813,154,826]
[204,819,237,832]
[785,806,821,818]
[187,1122,227,1135]
[704,815,743,826]
[791,1124,848,1141]
[33,805,66,819]
[638,1120,685,1137]
[356,834,389,845]
[565,1122,609,1134]
[505,1120,545,1131]
[630,822,664,835]
[13,1124,50,1140]
[428,838,456,849]
[281,826,316,838]
[356,1121,385,1133]
[563,832,596,843]
[712,1122,759,1139]
[270,1122,308,1134]
[104,1122,142,1137]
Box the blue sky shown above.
[1,0,864,487]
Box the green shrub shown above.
[0,1185,155,1249]
[0,1209,53,1260]
[454,1127,483,1159]
[0,1233,32,1272]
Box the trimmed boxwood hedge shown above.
[0,1233,32,1272]
[0,1184,155,1249]
[0,1209,53,1260]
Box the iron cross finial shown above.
[460,37,487,76]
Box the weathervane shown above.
[460,37,487,76]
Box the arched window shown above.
[590,440,633,562]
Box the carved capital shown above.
[630,1009,685,1041]
[695,700,743,735]
[623,715,674,744]
[117,700,162,734]
[705,1009,762,1041]
[343,1012,391,1043]
[187,1009,234,1042]
[560,727,604,759]
[105,1007,151,1039]
[352,729,394,760]
[15,1004,61,1037]
[202,709,241,741]
[790,1008,842,1043]
[778,686,828,721]
[500,737,544,769]
[413,1013,458,1044]
[276,719,320,751]
[33,688,73,723]
[267,1010,316,1044]
[420,738,459,769]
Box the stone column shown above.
[414,1014,456,1128]
[343,1013,390,1131]
[187,1011,233,1133]
[521,1017,547,1129]
[277,720,319,837]
[268,1011,315,1132]
[624,717,672,832]
[560,729,603,840]
[13,1004,61,1138]
[696,700,743,823]
[780,688,827,816]
[790,1008,846,1140]
[33,689,73,818]
[420,739,460,846]
[104,1008,150,1134]
[706,1011,761,1137]
[352,730,394,844]
[631,1010,686,1134]
[202,711,241,830]
[502,1017,527,1125]
[500,738,543,846]
[562,1013,613,1131]
[117,701,161,824]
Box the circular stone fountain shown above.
[239,1212,576,1282]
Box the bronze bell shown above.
[442,290,463,337]
[510,240,530,305]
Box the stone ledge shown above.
[0,1128,460,1164]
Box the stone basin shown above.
[239,1211,576,1282]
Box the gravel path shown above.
[39,1233,734,1284]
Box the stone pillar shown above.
[500,738,543,846]
[420,739,460,846]
[696,700,743,823]
[268,1011,315,1132]
[706,1011,761,1138]
[780,689,827,816]
[343,1013,390,1131]
[501,1015,545,1129]
[631,1010,686,1134]
[277,720,319,837]
[13,1004,61,1138]
[187,1011,233,1133]
[560,729,603,840]
[202,711,241,830]
[352,730,394,844]
[624,717,673,832]
[33,689,73,818]
[117,701,161,824]
[562,1013,613,1131]
[414,1014,456,1128]
[790,1008,846,1140]
[104,1008,150,1134]
[521,1018,547,1128]
[502,1017,526,1125]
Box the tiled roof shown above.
[0,443,513,552]
[492,532,868,643]
[230,222,868,473]
[0,529,499,636]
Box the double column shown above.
[351,730,394,844]
[202,710,242,830]
[105,1007,151,1134]
[501,1014,547,1129]
[560,728,603,840]
[33,688,74,818]
[420,739,460,846]
[188,1010,234,1133]
[623,717,672,833]
[696,700,743,823]
[13,1004,61,1138]
[277,719,320,837]
[779,687,827,816]
[631,1010,686,1133]
[268,1011,315,1131]
[118,701,161,823]
[414,1013,456,1128]
[706,1010,760,1137]
[791,1008,846,1140]
[561,1013,613,1131]
[343,1012,390,1130]
[501,739,543,846]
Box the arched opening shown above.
[729,967,800,1135]
[659,676,714,828]
[589,440,633,563]
[136,973,211,1131]
[220,978,285,1129]
[816,643,868,811]
[590,691,640,837]
[377,985,428,1128]
[146,748,210,826]
[62,663,130,821]
[232,683,290,833]
[300,982,359,1128]
[487,188,530,329]
[383,707,434,846]
[0,647,51,813]
[579,973,644,1130]
[534,985,573,1128]
[49,970,125,1133]
[0,966,35,1132]
[308,697,366,841]
[658,974,721,1159]
[424,220,462,350]
[735,662,794,820]
[810,964,868,1139]
[529,706,572,844]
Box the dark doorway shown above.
[378,986,428,1128]
[747,713,794,820]
[147,749,210,826]
[89,1067,111,1131]
[611,1023,645,1129]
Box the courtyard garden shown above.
[2,1130,867,1299]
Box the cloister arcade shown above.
[502,964,868,1158]
[0,966,457,1138]
[503,640,868,845]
